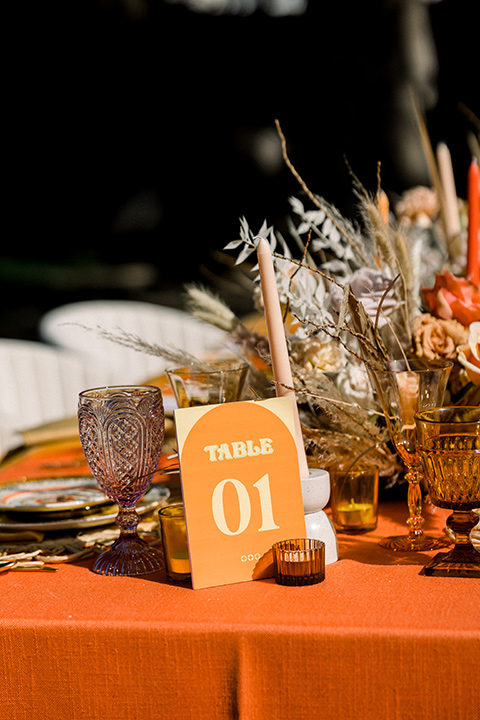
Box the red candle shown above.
[467,157,479,286]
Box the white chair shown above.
[0,338,110,432]
[38,299,228,386]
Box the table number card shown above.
[174,397,307,589]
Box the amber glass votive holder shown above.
[158,504,191,582]
[272,538,325,586]
[330,467,379,534]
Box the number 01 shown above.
[211,473,280,536]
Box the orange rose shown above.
[422,270,480,326]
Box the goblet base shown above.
[92,534,165,577]
[379,534,452,552]
[423,546,480,578]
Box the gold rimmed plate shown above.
[0,484,170,531]
[0,477,112,515]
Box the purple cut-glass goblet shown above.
[78,385,165,576]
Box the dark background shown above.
[2,0,479,339]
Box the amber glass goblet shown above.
[370,359,453,551]
[415,406,480,577]
[78,386,165,576]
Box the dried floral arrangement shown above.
[183,118,480,481]
[93,114,479,485]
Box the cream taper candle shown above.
[436,142,461,242]
[257,236,309,478]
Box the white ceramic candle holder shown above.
[301,468,338,564]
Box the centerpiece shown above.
[183,118,478,482]
[95,114,479,546]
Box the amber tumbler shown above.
[158,503,191,582]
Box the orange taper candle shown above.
[467,157,479,286]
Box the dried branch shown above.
[72,324,215,370]
[275,119,371,267]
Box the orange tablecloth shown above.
[0,486,478,720]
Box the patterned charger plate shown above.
[0,484,170,531]
[0,477,111,514]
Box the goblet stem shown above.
[446,510,480,558]
[379,467,452,552]
[423,510,480,577]
[116,506,142,535]
[91,504,165,577]
[405,469,425,541]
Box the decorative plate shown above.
[0,477,111,514]
[0,484,170,531]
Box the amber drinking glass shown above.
[166,362,248,408]
[415,406,480,577]
[158,503,191,582]
[370,359,453,551]
[78,386,165,576]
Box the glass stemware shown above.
[78,385,165,576]
[415,406,480,577]
[370,359,453,551]
[166,361,248,408]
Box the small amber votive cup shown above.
[330,467,379,534]
[158,503,191,582]
[272,538,325,586]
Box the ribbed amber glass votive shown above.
[272,538,325,586]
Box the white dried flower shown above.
[335,361,373,405]
[331,267,401,329]
[291,336,345,374]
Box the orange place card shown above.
[174,397,306,589]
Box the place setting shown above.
[0,397,175,571]
[0,476,169,533]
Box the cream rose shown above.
[395,186,439,228]
[457,322,480,385]
[291,336,345,374]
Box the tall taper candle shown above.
[467,157,479,286]
[257,237,309,478]
[437,142,461,242]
